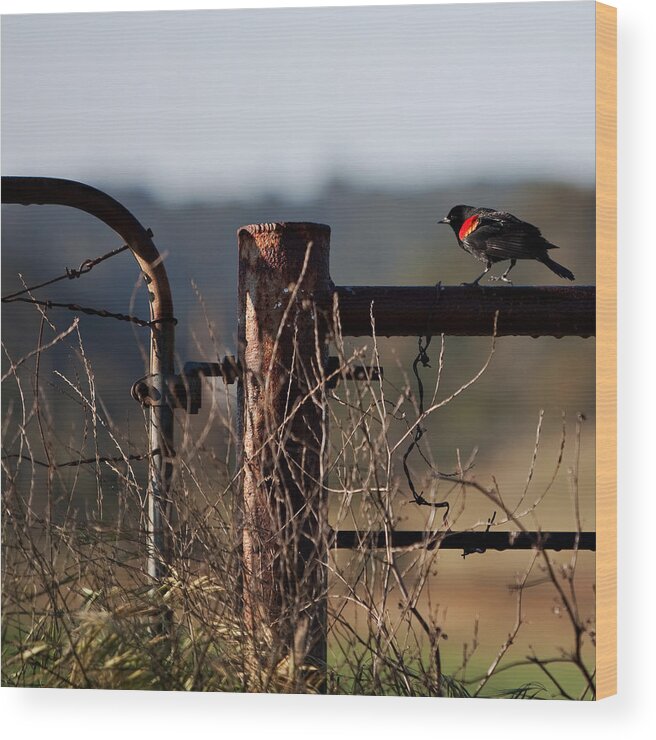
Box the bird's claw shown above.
[489,275,513,285]
[461,281,483,288]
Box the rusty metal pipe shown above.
[1,176,175,589]
[334,530,596,552]
[332,285,595,338]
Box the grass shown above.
[2,296,596,698]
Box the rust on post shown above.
[238,222,332,690]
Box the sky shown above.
[1,2,595,200]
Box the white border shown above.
[1,0,654,737]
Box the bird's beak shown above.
[438,217,450,224]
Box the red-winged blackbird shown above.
[438,205,575,286]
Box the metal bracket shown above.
[325,356,383,389]
[131,354,379,411]
[131,355,240,414]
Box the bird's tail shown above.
[540,256,575,281]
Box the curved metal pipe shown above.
[2,176,175,586]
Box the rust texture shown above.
[332,285,595,338]
[238,222,331,688]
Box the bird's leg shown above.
[489,259,516,284]
[462,261,491,287]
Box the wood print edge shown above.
[595,0,617,700]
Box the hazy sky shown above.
[1,2,595,200]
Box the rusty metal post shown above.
[238,222,331,691]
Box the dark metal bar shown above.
[2,176,176,596]
[334,530,596,552]
[325,355,382,388]
[332,285,595,337]
[238,222,331,690]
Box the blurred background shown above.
[2,3,596,693]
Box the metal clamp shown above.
[131,356,240,414]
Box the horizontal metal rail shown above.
[331,285,595,337]
[334,530,596,552]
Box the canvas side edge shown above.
[595,0,617,701]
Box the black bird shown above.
[438,205,575,286]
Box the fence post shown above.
[237,222,331,691]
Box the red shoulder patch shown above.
[458,214,480,240]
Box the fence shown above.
[2,179,596,690]
[235,221,595,688]
[1,176,175,610]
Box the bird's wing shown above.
[466,218,556,260]
[475,209,523,224]
[478,212,559,247]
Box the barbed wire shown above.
[2,451,153,469]
[2,242,132,302]
[1,234,176,328]
[2,296,173,328]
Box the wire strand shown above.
[1,235,176,328]
[2,243,130,302]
